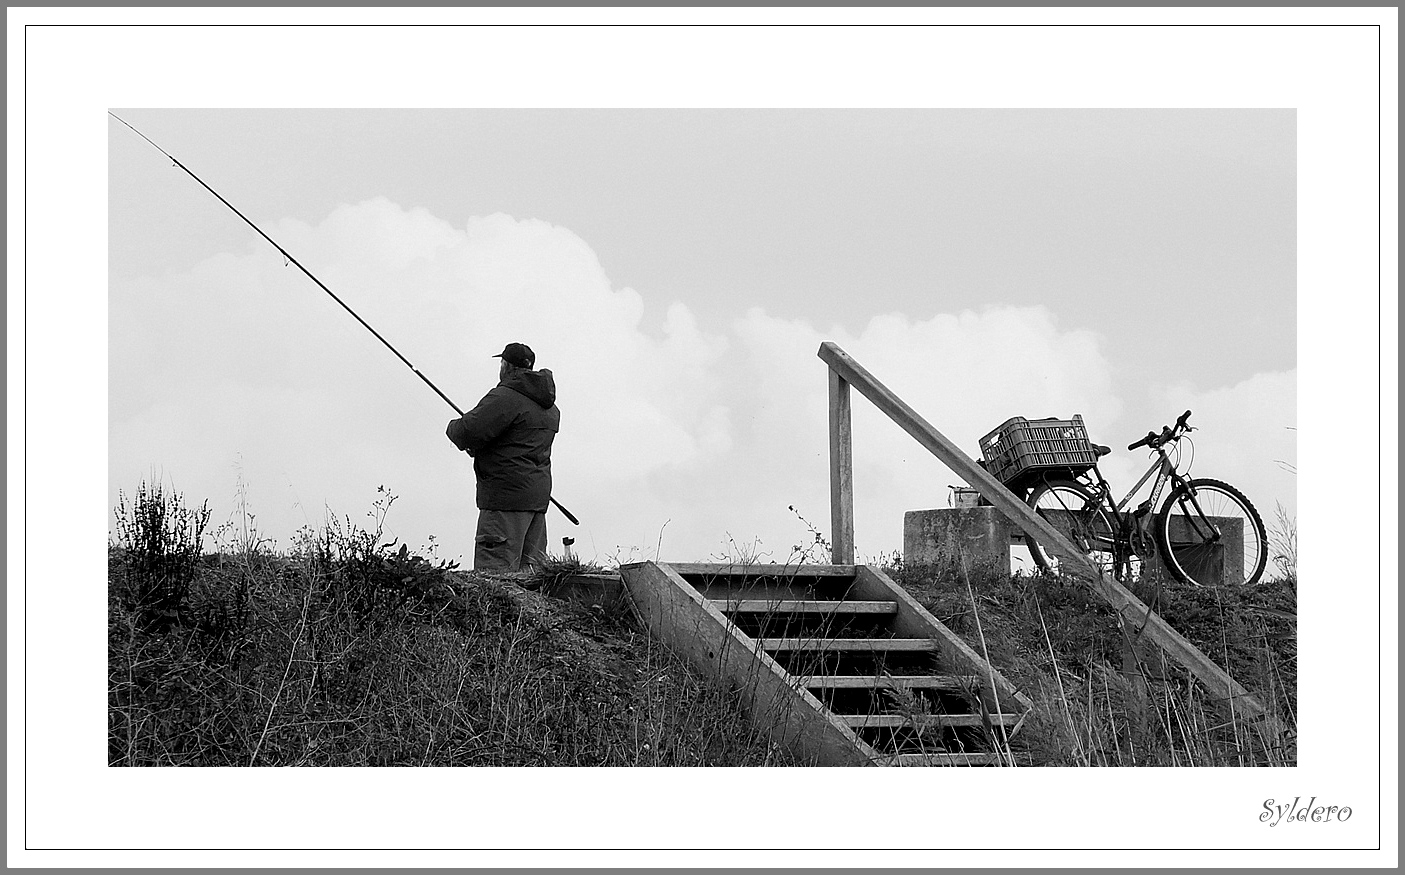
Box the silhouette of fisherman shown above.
[446,343,560,571]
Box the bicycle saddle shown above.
[1093,443,1111,457]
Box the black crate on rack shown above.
[978,415,1098,491]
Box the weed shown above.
[112,480,212,629]
[109,485,796,767]
[1267,502,1298,583]
[712,533,772,566]
[786,505,832,565]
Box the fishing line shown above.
[112,112,580,526]
[110,111,462,414]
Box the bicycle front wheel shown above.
[1155,478,1268,587]
[1024,479,1117,578]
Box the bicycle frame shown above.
[1055,438,1218,578]
[1086,447,1179,522]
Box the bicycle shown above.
[979,411,1268,588]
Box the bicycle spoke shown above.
[1157,479,1268,587]
[1024,479,1121,579]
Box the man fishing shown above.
[111,115,582,562]
[446,343,561,571]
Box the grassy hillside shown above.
[890,553,1296,767]
[108,482,799,767]
[108,482,1295,767]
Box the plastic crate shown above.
[978,415,1098,490]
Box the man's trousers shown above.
[474,509,548,571]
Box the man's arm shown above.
[446,388,516,453]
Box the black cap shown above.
[492,342,535,369]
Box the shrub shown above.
[112,480,211,629]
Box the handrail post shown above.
[828,369,855,564]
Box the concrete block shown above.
[903,507,1246,586]
[542,572,627,610]
[903,508,1014,570]
[1164,516,1243,585]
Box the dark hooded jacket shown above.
[446,368,560,511]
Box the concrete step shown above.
[800,674,982,690]
[668,562,858,580]
[839,712,1021,730]
[672,563,862,603]
[757,637,939,653]
[876,751,1010,767]
[711,599,897,615]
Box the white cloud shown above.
[1145,369,1298,525]
[718,304,1124,562]
[110,200,1293,567]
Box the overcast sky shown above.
[108,107,1298,566]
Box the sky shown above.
[14,14,1395,863]
[107,107,1299,567]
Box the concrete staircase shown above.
[618,561,1033,766]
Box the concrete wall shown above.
[903,507,1246,585]
[903,507,1015,572]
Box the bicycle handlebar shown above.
[1128,410,1194,451]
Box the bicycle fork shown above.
[1169,485,1225,543]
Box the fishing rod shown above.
[112,112,580,527]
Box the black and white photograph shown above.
[12,9,1397,868]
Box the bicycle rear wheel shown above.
[1155,478,1268,587]
[1024,479,1117,577]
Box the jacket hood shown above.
[502,368,556,408]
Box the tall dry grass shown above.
[888,537,1296,767]
[108,482,797,767]
[110,482,1296,767]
